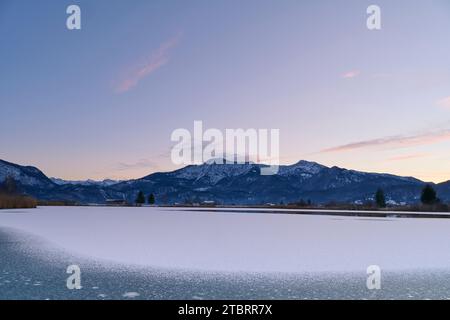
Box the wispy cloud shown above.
[116,33,182,93]
[386,153,428,162]
[116,159,156,171]
[341,70,360,79]
[437,96,450,109]
[320,129,450,153]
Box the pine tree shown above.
[421,184,437,205]
[135,191,145,205]
[148,193,155,205]
[375,188,386,208]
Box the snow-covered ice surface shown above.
[2,206,450,299]
[2,206,450,273]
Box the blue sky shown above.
[1,0,450,182]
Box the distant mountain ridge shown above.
[50,177,123,187]
[1,158,449,205]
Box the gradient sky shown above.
[1,0,450,182]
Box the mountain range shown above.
[1,158,449,205]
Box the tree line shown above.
[374,184,439,208]
[135,191,155,205]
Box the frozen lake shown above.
[1,206,450,299]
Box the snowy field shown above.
[1,206,450,273]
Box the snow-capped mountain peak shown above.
[278,160,327,176]
[171,161,256,184]
[0,159,54,187]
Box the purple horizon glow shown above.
[1,0,450,183]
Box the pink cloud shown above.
[116,33,182,93]
[320,129,450,153]
[437,96,450,109]
[341,70,360,79]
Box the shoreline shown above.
[7,204,450,219]
[182,207,450,219]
